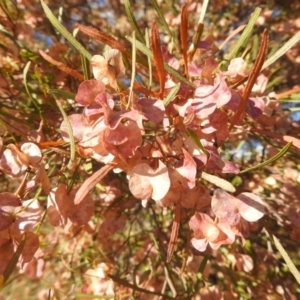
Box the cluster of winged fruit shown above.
[59,39,267,256]
[0,23,271,271]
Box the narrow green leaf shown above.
[251,34,259,61]
[124,0,145,44]
[80,53,91,80]
[189,22,204,59]
[280,99,300,103]
[23,62,48,126]
[266,77,283,90]
[0,118,8,131]
[164,64,196,88]
[127,31,136,109]
[149,233,163,261]
[290,93,300,100]
[0,1,14,20]
[55,99,76,168]
[163,83,181,106]
[199,0,209,23]
[2,236,26,287]
[40,0,92,60]
[273,235,300,285]
[186,128,209,156]
[288,107,300,112]
[67,158,81,193]
[126,35,152,55]
[0,109,30,128]
[279,92,300,103]
[126,36,196,88]
[23,61,39,109]
[20,49,39,60]
[145,29,153,89]
[84,159,93,175]
[201,172,236,193]
[235,140,246,153]
[0,24,24,48]
[240,142,292,174]
[197,255,209,280]
[226,7,261,60]
[150,0,177,48]
[96,183,106,192]
[48,89,76,99]
[262,30,300,70]
[194,254,209,293]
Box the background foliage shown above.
[0,0,300,299]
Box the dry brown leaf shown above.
[150,21,165,98]
[180,5,189,78]
[167,201,181,262]
[229,29,269,131]
[77,25,127,54]
[39,50,84,81]
[74,164,114,205]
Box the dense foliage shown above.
[0,0,300,299]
